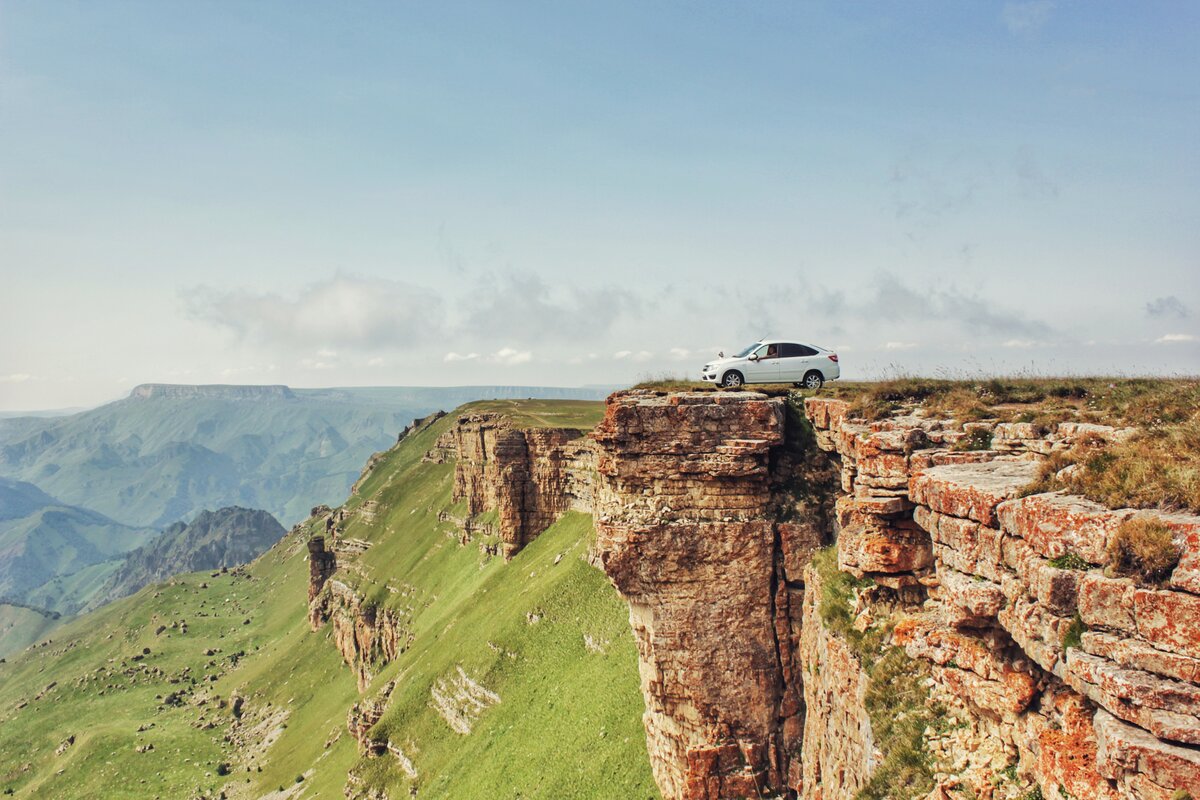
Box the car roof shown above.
[757,338,829,350]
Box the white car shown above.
[700,339,841,389]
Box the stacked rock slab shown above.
[445,413,592,558]
[590,391,816,800]
[805,396,1200,800]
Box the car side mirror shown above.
[748,353,759,361]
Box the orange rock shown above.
[910,461,1041,528]
[996,493,1130,566]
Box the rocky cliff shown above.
[801,396,1200,800]
[304,391,1200,800]
[442,413,594,558]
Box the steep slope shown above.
[83,507,286,612]
[0,602,60,659]
[0,399,653,799]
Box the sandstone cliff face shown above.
[797,562,874,799]
[446,413,593,558]
[805,396,1200,800]
[590,391,832,799]
[309,579,409,692]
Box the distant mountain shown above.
[0,384,608,530]
[0,478,156,607]
[83,506,285,611]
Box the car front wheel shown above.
[721,370,744,388]
[802,370,824,390]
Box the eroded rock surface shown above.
[805,396,1200,800]
[590,391,822,799]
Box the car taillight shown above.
[828,354,839,363]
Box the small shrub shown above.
[1021,787,1044,800]
[216,762,231,776]
[1062,613,1087,650]
[953,427,993,452]
[1108,517,1181,584]
[1048,553,1091,571]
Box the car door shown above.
[777,343,805,382]
[781,343,821,381]
[744,344,781,383]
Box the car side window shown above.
[782,343,818,357]
[765,344,779,359]
[753,344,771,359]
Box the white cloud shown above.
[184,274,444,350]
[299,358,336,370]
[366,357,385,367]
[883,341,917,351]
[612,350,632,360]
[1002,1,1054,35]
[632,350,655,362]
[1002,339,1038,348]
[668,347,691,360]
[1154,333,1198,344]
[444,352,480,363]
[489,347,533,365]
[0,373,32,383]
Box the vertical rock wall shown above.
[590,391,815,799]
[447,413,591,558]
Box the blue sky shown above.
[1,1,1197,409]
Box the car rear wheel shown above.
[802,370,824,390]
[721,370,744,388]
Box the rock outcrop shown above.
[590,391,832,799]
[444,413,593,558]
[804,396,1200,800]
[309,579,409,692]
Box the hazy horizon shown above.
[2,2,1197,410]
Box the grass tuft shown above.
[1107,517,1181,584]
[1048,553,1092,571]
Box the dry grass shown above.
[833,377,1199,428]
[1107,517,1182,584]
[831,378,1200,514]
[1026,420,1200,514]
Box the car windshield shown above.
[733,342,761,358]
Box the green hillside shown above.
[0,603,60,660]
[0,401,655,799]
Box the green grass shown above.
[0,400,653,799]
[454,399,606,431]
[310,409,655,798]
[1047,553,1092,571]
[812,547,939,800]
[0,604,60,660]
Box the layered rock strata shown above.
[443,413,594,558]
[805,396,1200,800]
[590,391,828,800]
